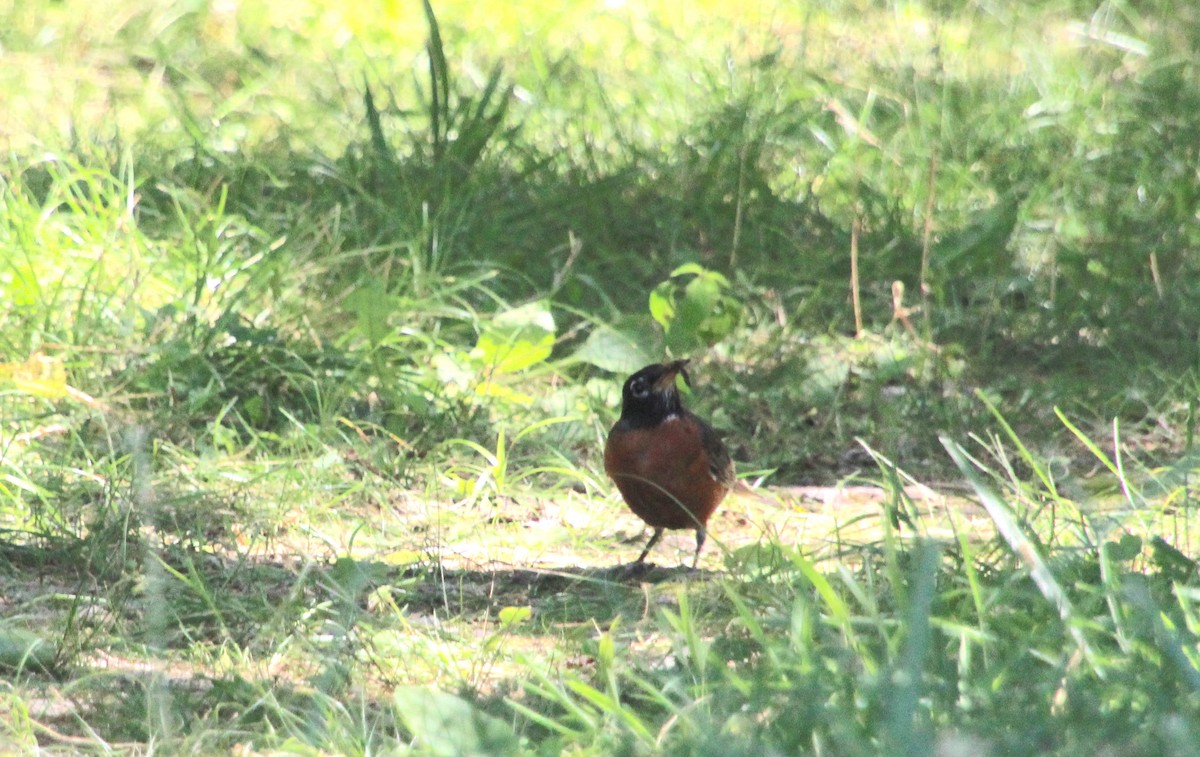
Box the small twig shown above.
[1149,250,1163,298]
[890,280,918,337]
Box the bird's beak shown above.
[653,359,691,392]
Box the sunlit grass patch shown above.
[2,0,1200,752]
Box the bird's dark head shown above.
[618,359,691,427]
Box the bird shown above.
[604,359,735,568]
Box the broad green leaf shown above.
[328,556,390,598]
[393,685,520,757]
[498,606,532,626]
[677,274,721,330]
[648,264,742,354]
[648,281,675,329]
[1106,534,1142,562]
[473,301,555,373]
[573,318,660,373]
[0,626,56,674]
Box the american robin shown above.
[604,359,735,568]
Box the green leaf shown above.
[242,395,266,426]
[1106,533,1142,562]
[648,281,675,329]
[328,556,390,599]
[393,686,520,757]
[669,262,709,278]
[573,317,660,373]
[346,281,393,349]
[648,264,741,354]
[677,274,721,331]
[498,606,532,626]
[0,626,56,674]
[1150,536,1197,582]
[473,301,556,373]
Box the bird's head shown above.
[618,359,691,427]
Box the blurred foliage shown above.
[649,264,742,356]
[4,0,1197,479]
[3,2,1200,755]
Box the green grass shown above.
[3,0,1200,753]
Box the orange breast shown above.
[604,415,730,530]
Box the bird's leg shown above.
[636,528,665,563]
[691,527,707,569]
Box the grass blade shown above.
[942,435,1102,676]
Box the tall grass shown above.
[1,0,1199,753]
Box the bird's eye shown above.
[630,377,649,398]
